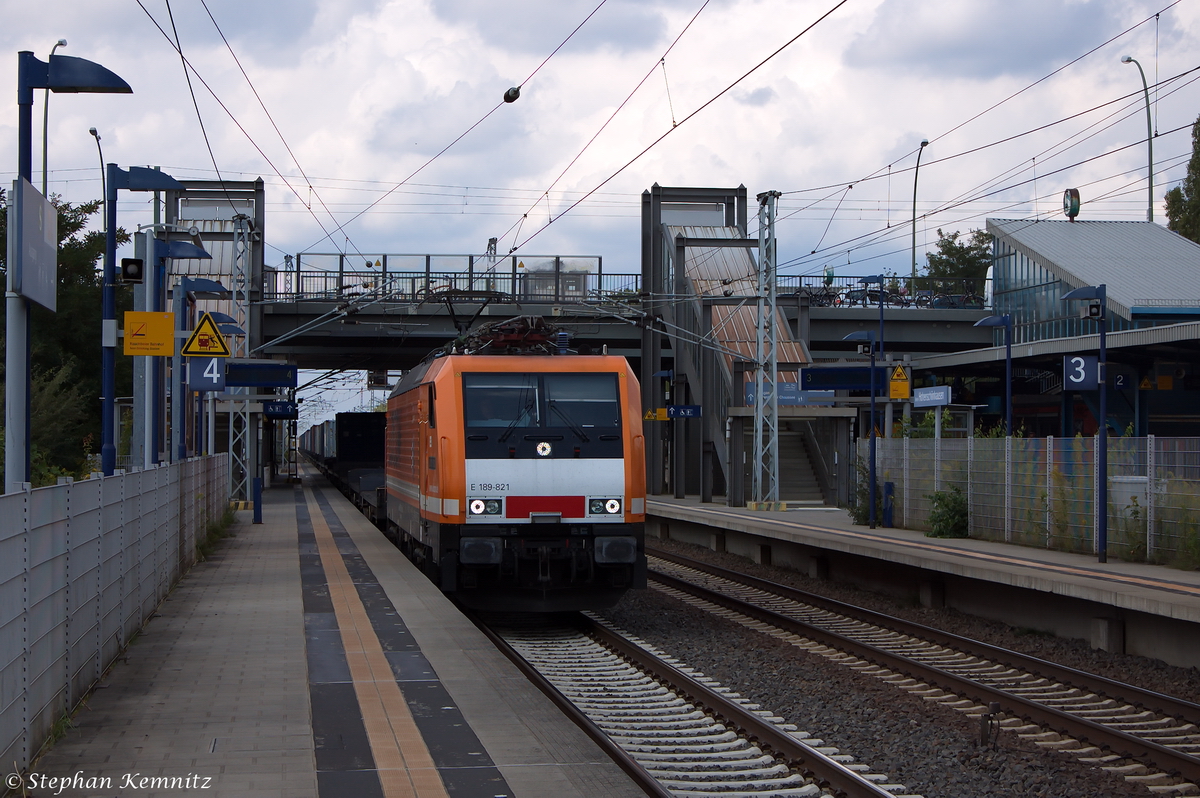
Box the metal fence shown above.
[861,436,1200,566]
[263,265,993,310]
[0,454,230,773]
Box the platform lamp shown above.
[844,330,878,528]
[973,314,1012,436]
[1062,284,1108,563]
[101,166,191,476]
[7,49,130,493]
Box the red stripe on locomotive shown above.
[505,495,586,519]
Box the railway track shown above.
[647,548,1200,794]
[474,612,922,798]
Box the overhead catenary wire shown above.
[162,0,240,216]
[197,0,365,263]
[507,0,851,254]
[493,0,711,253]
[298,0,612,254]
[778,132,1192,275]
[135,0,365,257]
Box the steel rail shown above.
[650,548,1200,726]
[577,614,900,798]
[465,611,675,798]
[649,566,1200,784]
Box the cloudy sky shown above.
[6,0,1200,284]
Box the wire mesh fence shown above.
[856,436,1200,568]
[0,455,230,774]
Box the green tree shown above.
[1,188,131,484]
[925,228,993,283]
[1165,113,1200,244]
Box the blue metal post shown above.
[253,477,263,524]
[1098,285,1108,563]
[101,163,119,474]
[868,344,877,528]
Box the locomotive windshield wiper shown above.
[549,401,590,442]
[499,398,537,443]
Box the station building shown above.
[917,218,1200,437]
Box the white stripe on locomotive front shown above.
[464,458,625,523]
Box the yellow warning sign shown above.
[1139,377,1154,390]
[889,365,911,400]
[1157,375,1174,391]
[123,311,175,356]
[181,312,231,357]
[643,408,668,421]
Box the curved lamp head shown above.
[973,314,1011,329]
[920,139,929,148]
[1121,55,1133,64]
[842,330,876,342]
[1062,285,1103,301]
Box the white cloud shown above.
[2,0,1197,279]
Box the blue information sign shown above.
[1064,355,1099,391]
[744,382,835,406]
[667,405,702,418]
[913,385,951,408]
[263,400,299,420]
[801,366,890,392]
[188,356,226,391]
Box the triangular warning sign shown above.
[643,409,656,420]
[890,365,908,382]
[181,312,232,357]
[1139,376,1153,390]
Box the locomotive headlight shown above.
[590,498,622,515]
[470,499,502,515]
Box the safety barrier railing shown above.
[0,454,230,773]
[263,267,993,310]
[860,436,1200,566]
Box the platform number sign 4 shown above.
[189,356,226,391]
[1063,355,1098,391]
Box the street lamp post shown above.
[911,139,929,283]
[1121,56,1154,222]
[7,50,130,493]
[844,330,878,528]
[40,39,66,195]
[1062,285,1108,562]
[973,314,1013,435]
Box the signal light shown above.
[120,257,144,284]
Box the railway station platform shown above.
[28,468,646,798]
[646,497,1200,669]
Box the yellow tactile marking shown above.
[305,487,451,798]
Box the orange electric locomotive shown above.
[384,317,647,611]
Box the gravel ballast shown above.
[592,537,1196,797]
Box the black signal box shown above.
[120,257,144,283]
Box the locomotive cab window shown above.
[544,373,619,428]
[463,372,619,430]
[463,374,540,428]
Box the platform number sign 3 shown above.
[1063,355,1098,391]
[189,356,226,391]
